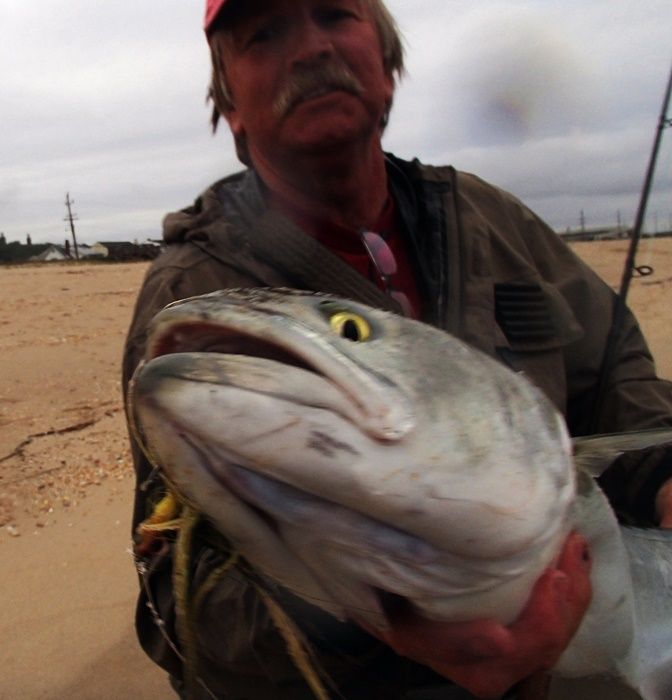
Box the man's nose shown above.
[290,21,335,67]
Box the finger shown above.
[557,532,591,573]
[389,617,514,661]
[516,671,552,700]
[508,532,591,666]
[655,479,672,528]
[557,532,592,623]
[354,609,514,662]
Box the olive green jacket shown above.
[123,155,672,699]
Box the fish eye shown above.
[329,312,371,342]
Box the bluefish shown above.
[129,288,672,699]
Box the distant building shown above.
[558,227,672,243]
[88,242,110,257]
[30,244,70,262]
[28,242,105,262]
[76,243,106,259]
[96,241,161,261]
[1,240,50,263]
[2,238,162,264]
[558,226,630,242]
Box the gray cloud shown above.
[386,0,672,232]
[1,0,671,244]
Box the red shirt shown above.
[269,195,422,318]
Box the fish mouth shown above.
[130,302,417,509]
[149,321,317,374]
[142,310,415,442]
[131,311,414,514]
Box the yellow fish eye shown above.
[329,312,371,342]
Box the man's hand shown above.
[656,478,672,528]
[356,532,592,699]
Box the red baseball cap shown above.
[204,0,228,35]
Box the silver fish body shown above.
[130,288,672,698]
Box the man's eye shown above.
[319,8,357,25]
[247,28,276,45]
[244,20,285,47]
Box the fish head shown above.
[130,288,576,625]
[141,287,418,440]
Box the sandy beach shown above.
[1,241,670,699]
[0,261,169,698]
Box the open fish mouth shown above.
[148,320,319,374]
[140,301,416,443]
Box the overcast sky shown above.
[2,1,671,245]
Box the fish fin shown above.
[572,428,672,477]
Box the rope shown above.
[253,582,332,700]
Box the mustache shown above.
[273,62,364,118]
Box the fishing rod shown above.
[590,62,672,434]
[619,63,672,302]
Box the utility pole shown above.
[64,192,80,260]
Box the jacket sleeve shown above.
[570,292,672,524]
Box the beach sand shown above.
[1,242,669,699]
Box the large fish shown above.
[129,288,672,699]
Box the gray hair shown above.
[206,0,405,163]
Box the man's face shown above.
[217,0,394,166]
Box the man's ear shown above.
[383,71,394,106]
[222,109,252,166]
[224,108,244,140]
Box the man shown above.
[123,1,672,698]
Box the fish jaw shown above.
[131,351,408,504]
[134,379,351,620]
[132,352,419,627]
